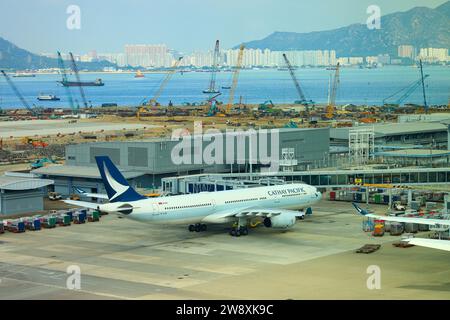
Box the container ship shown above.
[59,78,104,87]
[37,94,60,101]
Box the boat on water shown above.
[37,94,60,101]
[202,89,220,94]
[13,72,36,77]
[221,86,231,90]
[135,70,145,78]
[59,78,104,87]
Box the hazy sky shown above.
[0,0,447,54]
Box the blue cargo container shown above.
[383,195,390,204]
[66,211,73,222]
[392,195,400,202]
[306,207,312,215]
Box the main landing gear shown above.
[229,217,249,237]
[229,226,249,237]
[188,223,207,232]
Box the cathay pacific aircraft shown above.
[64,156,322,236]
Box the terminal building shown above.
[34,128,330,197]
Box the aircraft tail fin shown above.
[95,156,145,203]
[352,202,369,216]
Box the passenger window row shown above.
[165,203,211,210]
[225,198,258,204]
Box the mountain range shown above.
[0,37,116,70]
[238,1,450,57]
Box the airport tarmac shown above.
[0,200,449,300]
[0,119,155,138]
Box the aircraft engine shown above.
[263,213,296,229]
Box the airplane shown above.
[73,186,108,200]
[63,156,323,237]
[352,203,450,252]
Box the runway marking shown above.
[0,276,133,300]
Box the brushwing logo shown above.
[104,161,129,201]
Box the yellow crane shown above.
[137,57,183,120]
[224,44,245,116]
[325,62,340,119]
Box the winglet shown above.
[95,156,145,203]
[352,202,369,216]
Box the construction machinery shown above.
[325,62,340,119]
[258,100,275,111]
[138,57,183,120]
[203,40,220,95]
[69,52,89,108]
[282,54,314,112]
[225,44,245,115]
[57,51,78,115]
[1,70,39,117]
[30,157,55,169]
[206,92,222,116]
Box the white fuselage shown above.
[98,183,322,225]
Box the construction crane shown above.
[69,52,88,108]
[203,40,220,95]
[1,70,38,117]
[282,53,314,111]
[138,57,183,120]
[57,51,77,115]
[325,62,340,119]
[225,44,245,115]
[382,74,430,106]
[419,59,428,113]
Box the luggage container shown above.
[41,215,56,228]
[372,224,385,236]
[5,220,25,233]
[87,210,100,222]
[410,201,420,211]
[383,195,390,204]
[73,211,86,224]
[24,217,41,231]
[57,214,71,226]
[384,221,392,232]
[0,221,4,234]
[362,219,374,232]
[404,223,419,233]
[390,222,404,236]
[374,194,382,204]
[329,191,336,201]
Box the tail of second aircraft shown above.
[95,156,146,203]
[352,202,369,216]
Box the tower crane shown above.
[138,57,183,120]
[419,59,428,113]
[57,51,77,115]
[225,44,245,115]
[325,62,340,119]
[69,52,89,108]
[1,70,38,117]
[282,53,314,112]
[203,40,220,95]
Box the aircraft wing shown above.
[73,187,109,199]
[62,199,100,210]
[79,192,109,199]
[202,207,304,223]
[352,203,450,227]
[403,238,450,252]
[364,214,450,227]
